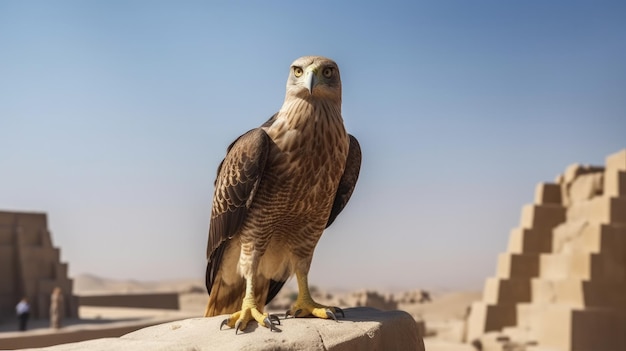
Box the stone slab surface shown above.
[28,307,424,351]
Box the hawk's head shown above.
[285,56,341,103]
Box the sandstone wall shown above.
[0,211,77,321]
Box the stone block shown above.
[568,172,603,203]
[538,306,626,351]
[525,346,563,351]
[531,278,626,308]
[608,196,626,225]
[562,164,603,186]
[55,262,69,280]
[534,183,562,205]
[507,227,552,254]
[0,211,15,225]
[520,204,566,231]
[604,170,626,198]
[20,247,60,281]
[551,220,587,254]
[606,149,626,172]
[552,222,626,258]
[540,252,625,281]
[0,247,15,294]
[538,254,568,280]
[476,331,515,351]
[500,326,534,346]
[567,196,626,225]
[483,278,531,304]
[0,227,13,245]
[516,303,548,341]
[42,230,53,247]
[496,253,540,279]
[0,292,19,319]
[16,307,426,351]
[560,164,605,207]
[466,301,517,342]
[575,281,626,308]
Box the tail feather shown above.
[205,275,245,317]
[205,275,274,316]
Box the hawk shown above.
[204,56,361,333]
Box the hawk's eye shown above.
[293,67,303,78]
[322,67,333,78]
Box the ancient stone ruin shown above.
[467,149,626,351]
[0,211,77,321]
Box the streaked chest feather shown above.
[260,99,349,210]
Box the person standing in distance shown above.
[16,297,30,331]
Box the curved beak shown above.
[304,69,317,94]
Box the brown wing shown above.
[326,134,362,228]
[205,128,270,294]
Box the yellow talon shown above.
[220,299,277,333]
[287,271,344,320]
[287,297,344,320]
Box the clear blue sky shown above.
[1,1,625,291]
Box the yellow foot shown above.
[219,306,280,333]
[286,299,344,321]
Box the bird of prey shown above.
[204,56,361,333]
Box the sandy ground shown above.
[0,274,481,350]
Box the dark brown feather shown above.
[326,134,362,228]
[205,128,270,294]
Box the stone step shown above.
[604,170,626,198]
[466,301,517,342]
[525,346,561,351]
[552,222,626,257]
[483,278,531,305]
[604,148,626,200]
[520,204,566,231]
[539,252,625,282]
[496,253,540,279]
[530,278,626,308]
[516,303,549,341]
[501,326,535,345]
[606,149,626,172]
[507,227,552,254]
[566,195,626,225]
[538,305,626,351]
[534,183,562,205]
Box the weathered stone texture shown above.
[28,307,425,351]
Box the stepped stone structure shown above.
[0,211,77,322]
[467,149,626,351]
